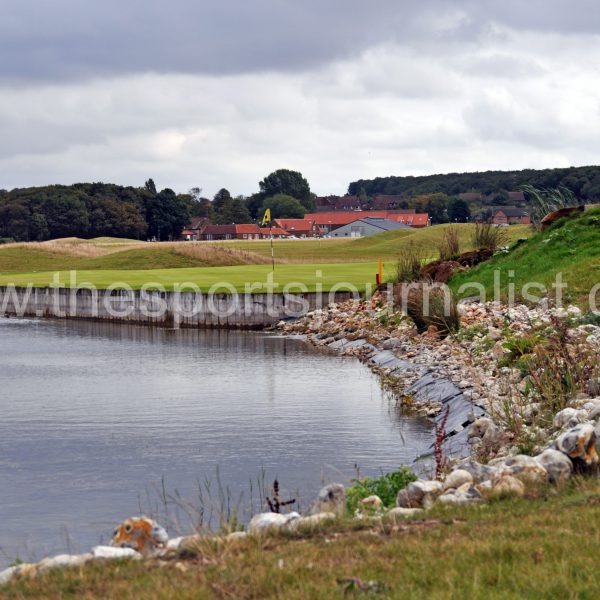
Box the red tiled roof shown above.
[305,211,389,226]
[274,218,315,231]
[389,213,430,227]
[235,224,261,234]
[260,227,289,236]
[202,225,236,235]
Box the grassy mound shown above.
[449,209,600,306]
[4,480,599,599]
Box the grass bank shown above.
[450,209,600,307]
[4,480,600,599]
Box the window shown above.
[243,234,248,239]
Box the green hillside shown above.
[450,209,600,306]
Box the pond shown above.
[0,317,432,566]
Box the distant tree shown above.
[260,194,306,219]
[145,179,157,195]
[229,196,252,223]
[29,212,50,241]
[213,188,232,212]
[491,191,509,206]
[413,193,449,224]
[448,198,471,222]
[145,188,188,240]
[258,169,314,211]
[245,193,265,219]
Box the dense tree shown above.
[412,193,448,224]
[348,166,600,203]
[0,181,190,242]
[260,194,306,219]
[211,189,252,224]
[448,198,471,222]
[258,169,314,211]
[144,178,157,195]
[145,188,189,240]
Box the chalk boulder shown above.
[309,483,346,517]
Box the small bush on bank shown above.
[526,317,597,418]
[470,222,508,253]
[437,226,460,261]
[396,283,460,336]
[396,243,426,283]
[346,467,417,514]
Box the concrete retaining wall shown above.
[0,286,355,329]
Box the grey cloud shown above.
[2,0,598,83]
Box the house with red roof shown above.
[305,211,429,232]
[260,226,289,239]
[274,218,323,237]
[198,224,262,240]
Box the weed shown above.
[346,467,417,514]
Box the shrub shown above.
[526,317,597,419]
[396,243,426,283]
[346,467,417,513]
[470,222,508,253]
[437,226,460,260]
[395,282,460,336]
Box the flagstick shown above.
[270,222,275,272]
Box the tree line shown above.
[348,165,600,200]
[0,169,315,242]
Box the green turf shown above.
[0,225,532,273]
[0,262,394,292]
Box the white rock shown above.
[309,484,346,516]
[287,512,336,531]
[397,480,443,509]
[489,475,525,498]
[92,546,142,560]
[224,531,248,541]
[489,455,549,484]
[166,537,186,550]
[535,449,573,485]
[360,495,383,510]
[553,408,588,429]
[443,469,473,491]
[36,553,93,574]
[387,507,424,520]
[247,512,300,534]
[0,566,19,586]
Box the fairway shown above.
[0,262,395,292]
[0,225,531,273]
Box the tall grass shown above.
[396,243,426,283]
[470,222,508,253]
[437,226,460,261]
[522,184,580,229]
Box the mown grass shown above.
[450,209,600,306]
[0,262,394,292]
[4,480,600,599]
[0,225,531,273]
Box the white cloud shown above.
[1,20,599,196]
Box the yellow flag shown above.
[261,208,271,226]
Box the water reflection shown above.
[0,317,432,566]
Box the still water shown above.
[0,317,431,565]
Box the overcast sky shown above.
[1,1,599,197]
